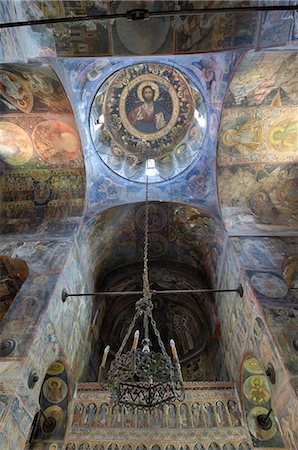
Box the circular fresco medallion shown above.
[41,405,64,433]
[103,64,194,147]
[0,122,33,166]
[251,273,288,298]
[243,375,271,405]
[247,406,277,441]
[33,120,81,165]
[90,63,207,183]
[138,233,168,257]
[47,361,65,376]
[243,357,263,374]
[43,376,68,404]
[268,117,297,154]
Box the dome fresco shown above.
[90,62,207,182]
[0,2,297,449]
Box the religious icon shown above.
[42,376,68,404]
[243,375,271,405]
[127,82,170,134]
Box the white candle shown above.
[132,330,140,350]
[101,345,110,368]
[170,339,178,360]
[177,363,183,382]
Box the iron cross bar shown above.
[1,5,297,29]
[61,284,243,302]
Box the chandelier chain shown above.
[148,310,169,357]
[114,310,142,359]
[142,174,150,301]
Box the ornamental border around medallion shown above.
[89,62,208,183]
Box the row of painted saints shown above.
[65,443,251,450]
[73,400,241,429]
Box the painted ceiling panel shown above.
[61,52,241,216]
[0,1,296,60]
[78,202,226,289]
[217,51,298,234]
[0,62,86,236]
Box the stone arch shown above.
[78,201,228,383]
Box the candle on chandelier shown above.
[177,362,183,382]
[101,345,110,368]
[132,330,140,350]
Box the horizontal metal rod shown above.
[0,5,296,29]
[62,284,243,302]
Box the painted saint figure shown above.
[128,83,170,134]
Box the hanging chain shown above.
[142,173,151,301]
[148,311,169,357]
[115,309,142,359]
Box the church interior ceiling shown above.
[0,1,297,449]
[0,1,296,60]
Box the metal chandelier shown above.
[100,175,185,409]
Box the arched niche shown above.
[78,202,228,383]
[0,254,29,321]
[93,262,224,383]
[241,355,285,449]
[26,360,69,449]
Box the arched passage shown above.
[76,201,229,382]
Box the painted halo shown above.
[243,375,271,405]
[90,62,207,182]
[42,376,68,403]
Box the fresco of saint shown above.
[127,82,170,134]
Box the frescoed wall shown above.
[65,381,250,449]
[0,1,296,59]
[215,236,297,450]
[0,62,86,236]
[217,51,298,234]
[27,360,69,449]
